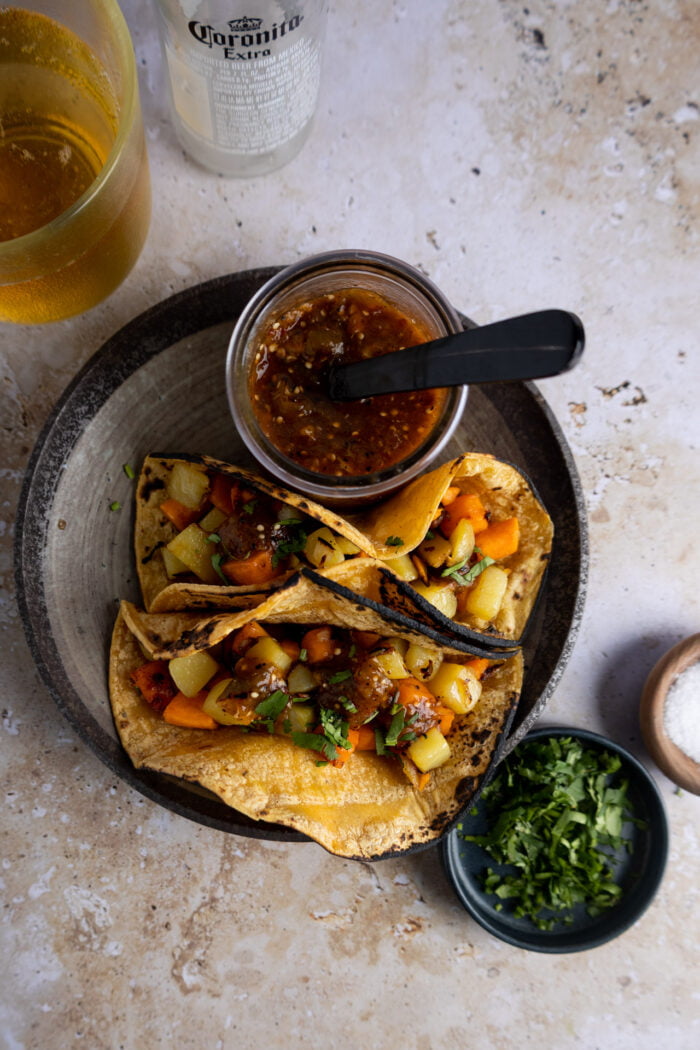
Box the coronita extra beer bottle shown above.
[151,1,328,177]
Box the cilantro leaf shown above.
[384,707,406,747]
[319,707,351,751]
[211,553,228,581]
[441,552,495,586]
[385,536,404,547]
[290,731,338,762]
[328,669,352,685]
[271,522,308,567]
[254,690,289,720]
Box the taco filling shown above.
[380,486,524,629]
[110,582,523,858]
[128,617,491,787]
[136,456,369,610]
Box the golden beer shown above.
[0,6,151,323]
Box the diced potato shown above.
[277,503,302,522]
[169,650,220,698]
[408,727,451,772]
[287,663,317,694]
[167,462,210,509]
[304,527,346,569]
[286,701,316,734]
[336,536,360,556]
[464,564,508,622]
[246,636,293,674]
[373,646,409,680]
[166,523,220,583]
[411,581,458,619]
[418,533,452,569]
[198,506,227,533]
[428,661,482,714]
[162,546,189,578]
[448,518,475,566]
[202,678,257,725]
[405,643,443,681]
[382,553,419,581]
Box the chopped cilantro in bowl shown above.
[441,727,669,953]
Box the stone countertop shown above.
[2,2,698,1047]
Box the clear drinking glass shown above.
[151,1,328,177]
[226,250,468,507]
[0,1,151,324]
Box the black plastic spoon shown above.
[326,308,584,401]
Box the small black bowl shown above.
[441,726,669,953]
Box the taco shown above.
[135,453,377,613]
[134,453,552,649]
[348,452,554,646]
[109,575,523,859]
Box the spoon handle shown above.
[327,309,585,401]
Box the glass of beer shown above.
[0,1,152,324]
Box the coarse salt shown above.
[663,659,700,764]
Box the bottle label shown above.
[165,12,321,154]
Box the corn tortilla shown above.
[135,453,552,648]
[110,588,523,859]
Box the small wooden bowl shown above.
[640,634,700,795]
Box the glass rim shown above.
[0,0,139,258]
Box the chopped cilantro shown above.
[211,552,227,581]
[271,524,308,567]
[386,536,404,547]
[299,648,308,662]
[340,696,358,713]
[328,669,352,685]
[207,532,221,544]
[109,501,121,512]
[291,731,337,762]
[254,690,289,720]
[384,707,406,747]
[462,735,644,930]
[374,726,387,755]
[123,463,136,479]
[242,499,257,514]
[319,707,351,751]
[442,552,495,586]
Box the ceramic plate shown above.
[15,269,588,840]
[441,727,669,951]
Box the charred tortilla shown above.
[135,453,376,613]
[110,579,523,859]
[348,452,553,646]
[135,453,552,650]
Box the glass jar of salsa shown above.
[226,250,468,506]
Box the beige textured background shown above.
[2,2,698,1048]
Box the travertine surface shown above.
[2,2,698,1048]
